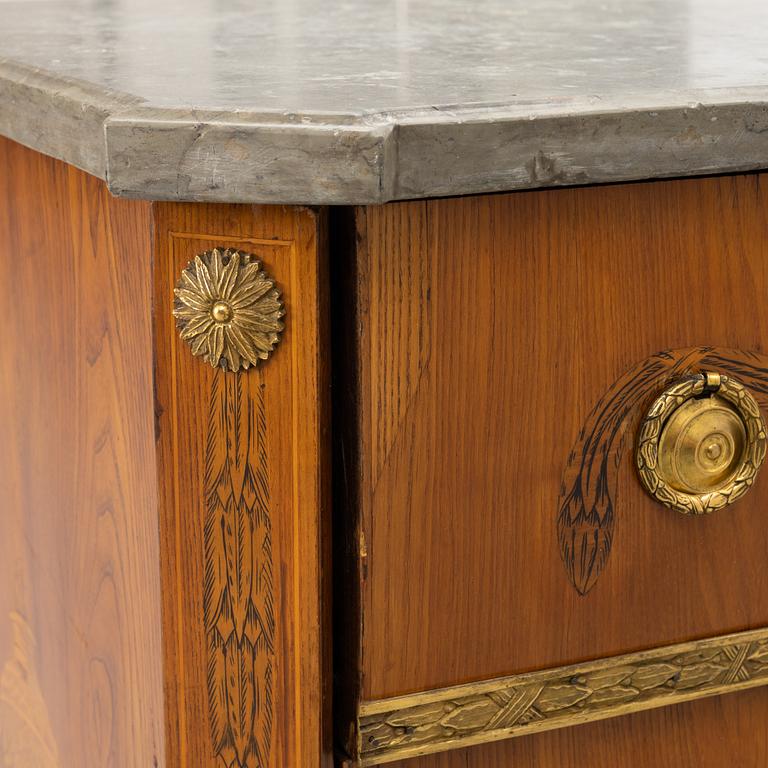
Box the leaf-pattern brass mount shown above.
[636,373,767,515]
[357,626,768,765]
[173,248,284,372]
[557,348,768,595]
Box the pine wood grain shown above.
[152,202,332,768]
[340,173,768,762]
[0,136,332,768]
[0,136,165,766]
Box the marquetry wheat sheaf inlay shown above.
[357,626,768,765]
[557,347,768,595]
[204,371,275,768]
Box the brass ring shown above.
[636,373,767,515]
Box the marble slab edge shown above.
[2,58,768,204]
[0,59,138,180]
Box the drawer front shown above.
[340,175,768,765]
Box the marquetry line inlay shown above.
[357,626,768,765]
[204,371,275,768]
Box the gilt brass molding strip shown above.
[357,626,768,765]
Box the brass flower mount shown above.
[173,248,284,372]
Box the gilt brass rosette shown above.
[173,248,284,372]
[636,372,766,515]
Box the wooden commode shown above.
[2,1,768,767]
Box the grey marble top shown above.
[1,0,768,203]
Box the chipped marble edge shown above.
[2,58,768,203]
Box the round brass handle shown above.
[636,372,767,515]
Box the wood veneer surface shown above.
[353,175,768,700]
[0,136,164,766]
[152,202,332,768]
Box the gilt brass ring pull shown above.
[636,372,767,515]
